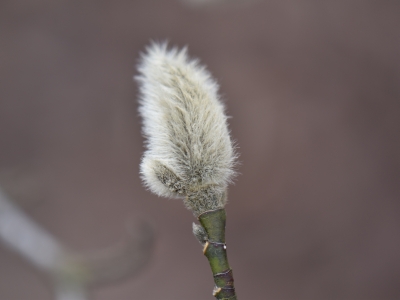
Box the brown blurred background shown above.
[1,0,400,299]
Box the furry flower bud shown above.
[136,43,236,216]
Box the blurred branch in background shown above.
[179,0,260,8]
[0,188,154,300]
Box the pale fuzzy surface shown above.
[136,43,236,215]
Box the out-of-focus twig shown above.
[0,188,66,272]
[69,219,154,286]
[179,0,260,8]
[55,283,88,300]
[0,188,154,300]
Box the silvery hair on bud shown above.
[136,42,236,216]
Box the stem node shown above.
[196,209,237,299]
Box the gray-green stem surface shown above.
[198,209,237,300]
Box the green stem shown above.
[198,209,237,300]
